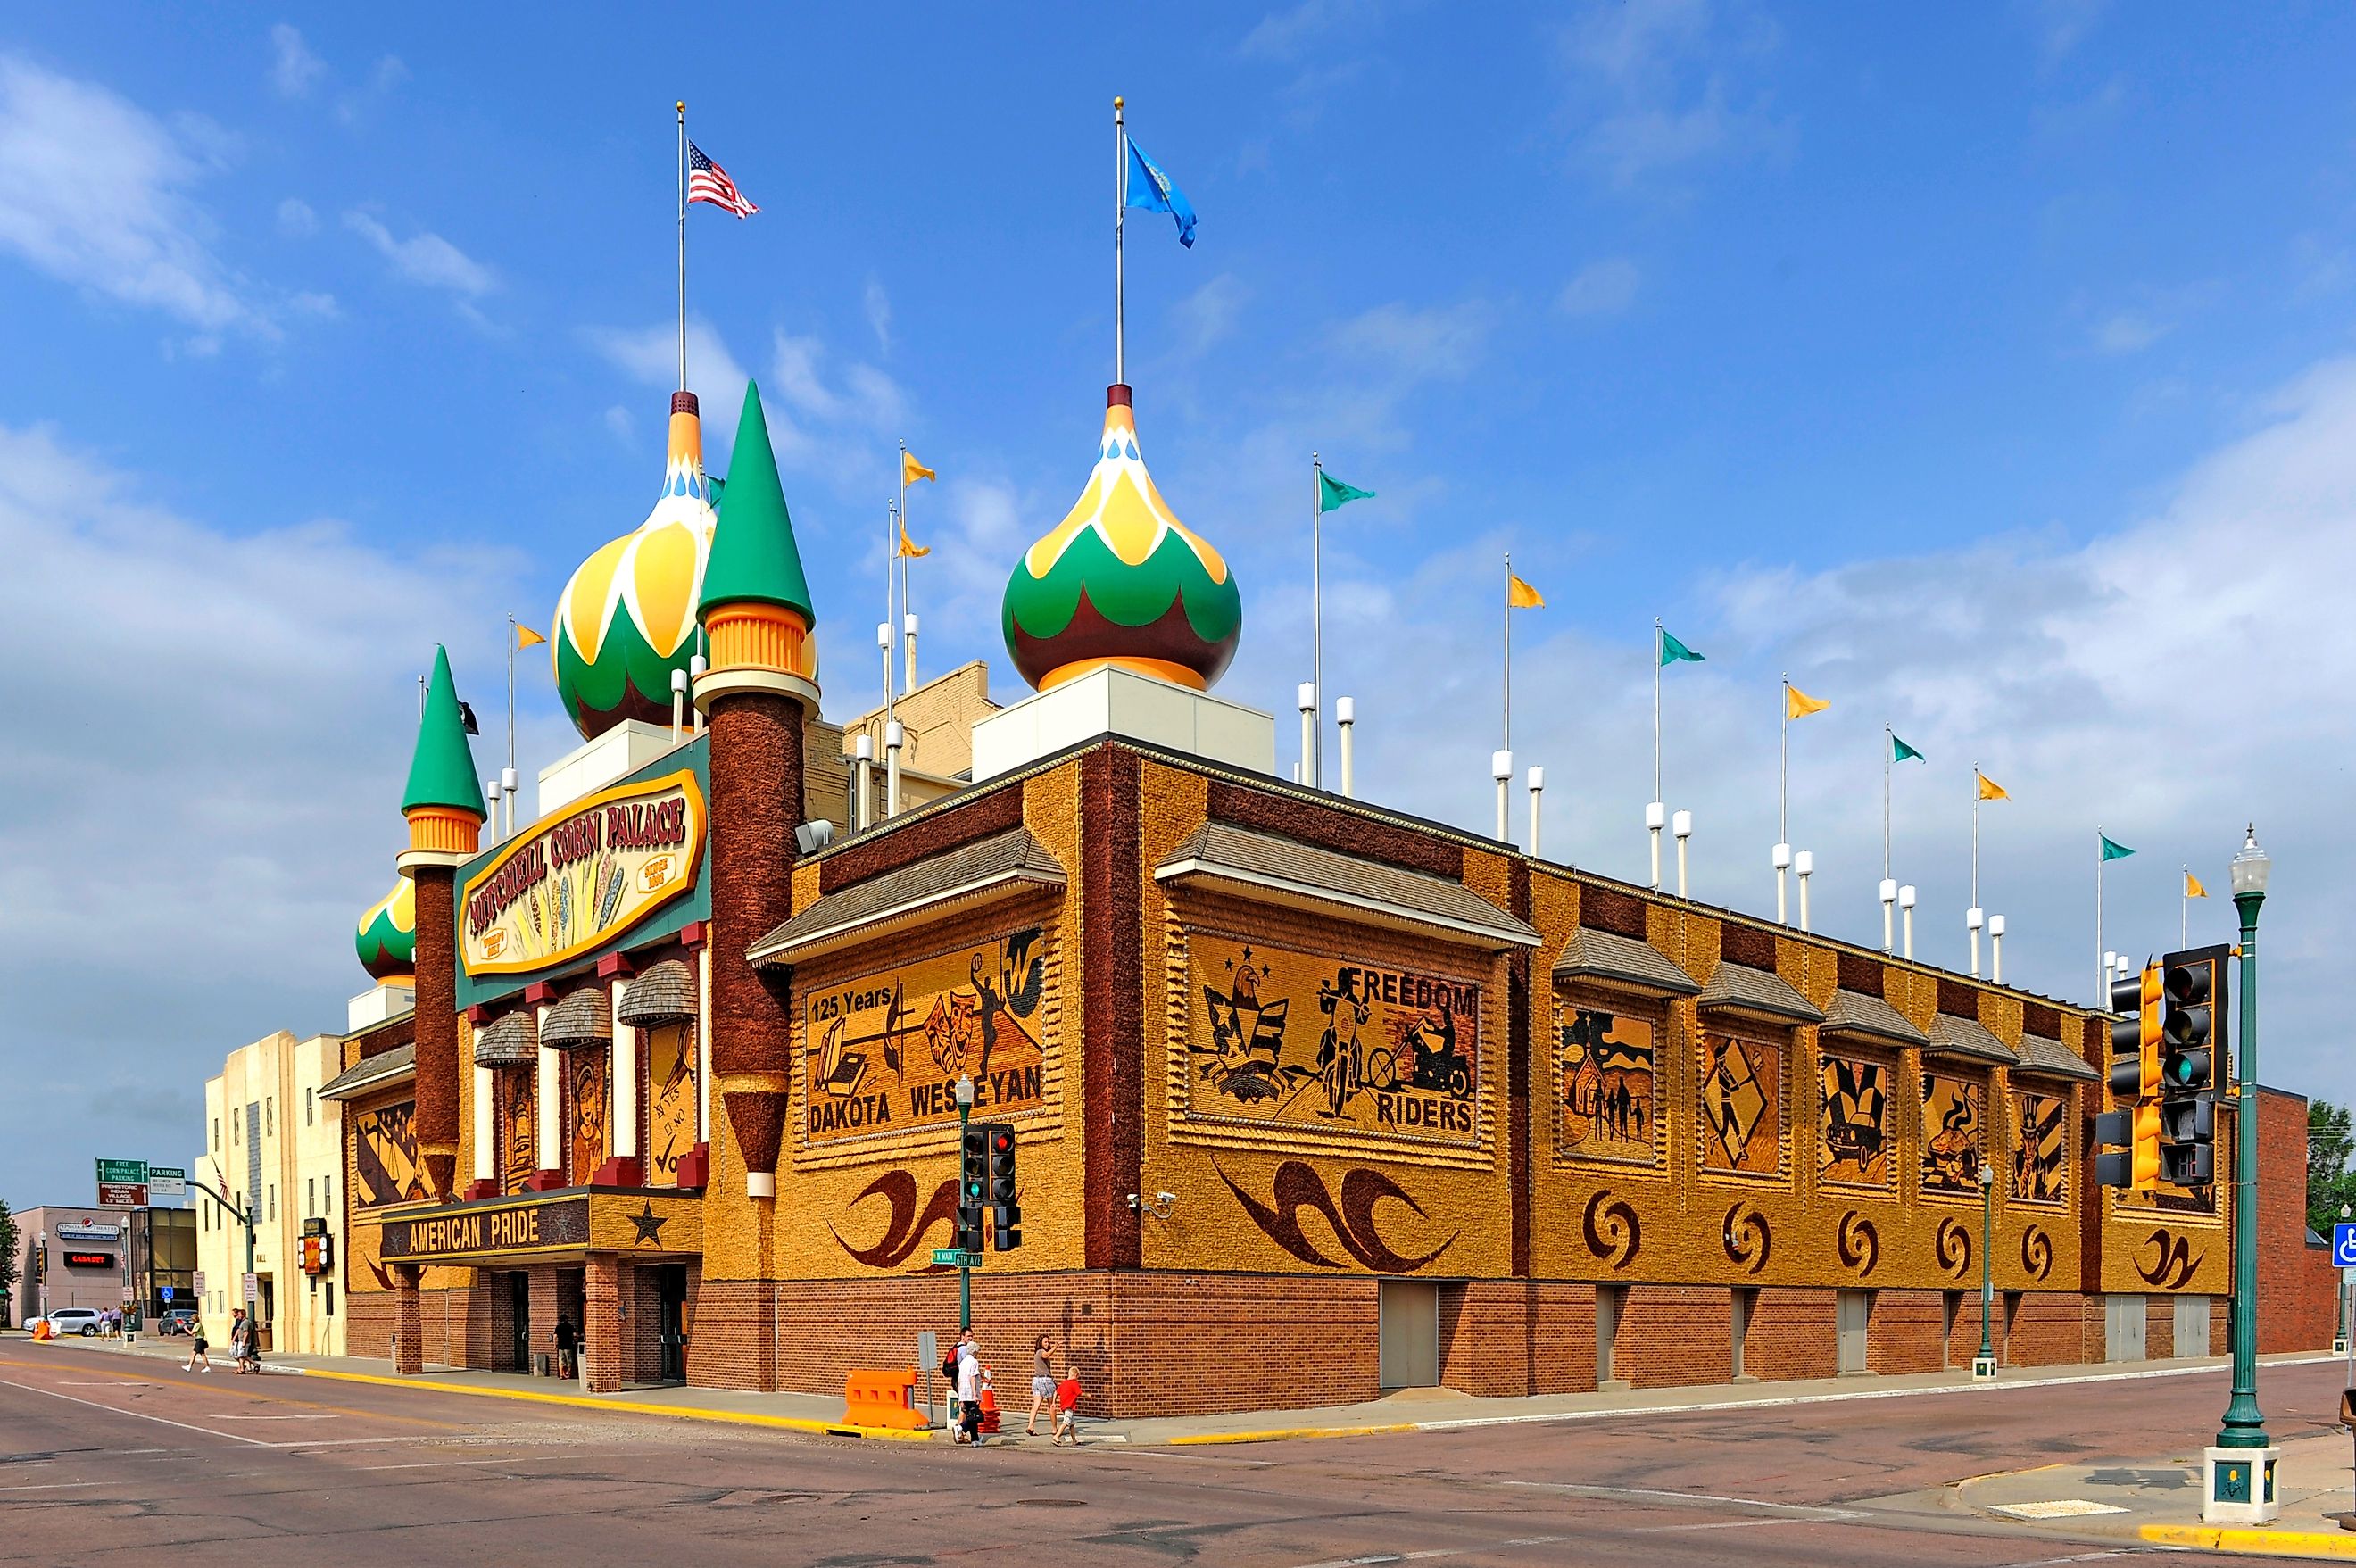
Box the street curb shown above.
[2140,1524,2356,1559]
[294,1366,940,1440]
[1168,1422,1422,1446]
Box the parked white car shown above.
[41,1308,104,1336]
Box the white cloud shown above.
[769,329,908,433]
[585,319,753,471]
[277,196,318,237]
[1330,298,1495,381]
[343,210,495,298]
[0,54,272,336]
[2093,311,2168,354]
[1240,0,1381,61]
[604,403,635,444]
[1557,0,1790,189]
[864,276,892,353]
[1172,272,1252,357]
[0,418,518,1201]
[2028,0,2112,64]
[1557,257,1642,318]
[269,23,327,99]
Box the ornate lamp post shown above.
[2204,825,2275,1523]
[1975,1159,1997,1378]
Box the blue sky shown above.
[5,3,2356,1204]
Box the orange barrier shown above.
[30,1321,50,1340]
[978,1379,1001,1434]
[842,1367,925,1431]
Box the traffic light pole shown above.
[955,1076,974,1335]
[2218,884,2267,1450]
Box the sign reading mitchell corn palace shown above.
[338,372,2222,1415]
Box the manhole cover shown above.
[1013,1497,1088,1508]
[1990,1500,2130,1520]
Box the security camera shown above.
[793,819,837,856]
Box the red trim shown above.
[523,1167,567,1192]
[596,951,635,980]
[677,920,706,948]
[524,981,556,1006]
[675,1144,709,1191]
[463,1178,500,1201]
[465,1004,490,1025]
[590,1156,643,1189]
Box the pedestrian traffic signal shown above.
[957,1123,991,1255]
[983,1122,1021,1251]
[2158,944,2228,1186]
[2095,961,2163,1191]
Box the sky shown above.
[4,2,2354,1207]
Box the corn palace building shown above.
[320,371,2252,1417]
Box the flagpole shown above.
[1114,96,1127,386]
[1779,676,1789,847]
[2096,829,2105,1008]
[2182,865,2190,949]
[1652,621,1663,806]
[1882,726,1892,882]
[676,102,688,392]
[884,498,897,724]
[897,442,910,701]
[1502,554,1512,752]
[1310,453,1323,789]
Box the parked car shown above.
[160,1309,199,1336]
[43,1308,104,1337]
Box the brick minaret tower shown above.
[693,380,817,1200]
[397,644,485,1202]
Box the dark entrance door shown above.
[508,1271,531,1372]
[655,1265,688,1383]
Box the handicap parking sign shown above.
[2333,1223,2356,1267]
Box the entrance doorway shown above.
[1377,1280,1439,1390]
[655,1265,688,1383]
[507,1272,531,1373]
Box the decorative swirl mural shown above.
[1581,1190,1642,1269]
[1721,1201,1771,1274]
[831,1170,960,1270]
[1935,1215,1973,1278]
[2020,1224,2053,1282]
[2135,1226,2203,1290]
[1215,1159,1458,1273]
[1836,1210,1879,1276]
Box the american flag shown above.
[688,142,759,219]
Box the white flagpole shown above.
[897,443,909,701]
[1114,97,1127,386]
[1779,676,1789,847]
[1311,453,1323,789]
[884,499,897,723]
[1882,726,1893,882]
[676,102,688,392]
[1652,621,1663,805]
[2182,864,2190,948]
[2096,829,2106,1008]
[1502,555,1512,752]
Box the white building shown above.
[195,1030,350,1355]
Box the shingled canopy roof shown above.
[1552,926,1699,999]
[1155,823,1539,950]
[2012,1032,2099,1082]
[1696,961,1824,1025]
[320,1042,414,1102]
[1819,987,1928,1049]
[618,958,695,1026]
[473,1010,536,1067]
[1925,1012,2017,1066]
[541,986,611,1051]
[751,826,1066,967]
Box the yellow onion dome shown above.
[1003,384,1242,692]
[354,877,415,980]
[552,391,716,736]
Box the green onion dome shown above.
[355,877,416,980]
[1002,384,1241,692]
[552,392,715,736]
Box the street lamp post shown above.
[1975,1160,1997,1379]
[954,1074,975,1334]
[2204,825,2276,1524]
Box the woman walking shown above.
[1025,1334,1056,1437]
[183,1319,212,1373]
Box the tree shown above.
[0,1200,17,1323]
[2308,1100,2356,1236]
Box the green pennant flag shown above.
[1890,733,1925,764]
[2100,834,2136,862]
[1317,470,1374,513]
[1658,629,1705,668]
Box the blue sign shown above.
[160,1286,174,1301]
[2331,1224,2356,1267]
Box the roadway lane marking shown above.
[0,1378,273,1448]
[1497,1480,1870,1519]
[206,1412,341,1421]
[0,1481,104,1494]
[1284,1537,1574,1568]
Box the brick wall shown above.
[2257,1086,2338,1354]
[1867,1290,1945,1373]
[347,1282,498,1369]
[1611,1285,1733,1388]
[1744,1287,1837,1380]
[2005,1290,2091,1365]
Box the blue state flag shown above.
[1125,137,1198,248]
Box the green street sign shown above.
[930,1249,979,1268]
[96,1158,148,1184]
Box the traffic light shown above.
[984,1123,1021,1251]
[956,1123,990,1255]
[2095,961,2163,1191]
[2158,944,2229,1186]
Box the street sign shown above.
[120,1286,134,1303]
[95,1158,148,1185]
[97,1182,147,1208]
[192,1270,207,1294]
[147,1166,187,1199]
[2333,1224,2356,1268]
[242,1272,258,1303]
[929,1248,980,1268]
[917,1330,938,1367]
[161,1286,175,1302]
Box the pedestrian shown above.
[1053,1375,1081,1446]
[227,1309,249,1373]
[553,1312,579,1379]
[1025,1334,1056,1437]
[183,1318,212,1373]
[956,1336,983,1447]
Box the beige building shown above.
[836,660,1002,822]
[195,1029,350,1354]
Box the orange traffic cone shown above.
[978,1367,1001,1433]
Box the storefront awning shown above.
[320,1042,414,1101]
[542,987,610,1051]
[1924,1013,2017,1066]
[2012,1032,2099,1082]
[1156,823,1540,950]
[1818,987,1928,1049]
[474,1010,536,1067]
[750,826,1066,967]
[1552,926,1699,999]
[617,958,695,1027]
[1696,961,1824,1026]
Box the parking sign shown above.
[2333,1224,2356,1267]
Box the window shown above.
[325,1283,336,1316]
[268,1185,277,1220]
[266,1097,274,1135]
[305,1087,315,1125]
[306,1178,315,1216]
[212,1116,220,1151]
[325,1175,333,1215]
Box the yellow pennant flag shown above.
[902,450,936,485]
[1976,770,2009,801]
[896,519,931,559]
[514,624,547,651]
[1506,572,1545,609]
[1785,684,1829,720]
[2186,870,2209,899]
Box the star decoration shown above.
[627,1202,668,1246]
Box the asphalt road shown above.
[2,1340,2337,1566]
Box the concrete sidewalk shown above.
[20,1330,2336,1450]
[1961,1426,2356,1559]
